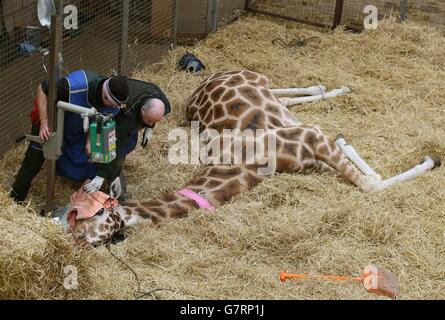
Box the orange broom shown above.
[280,264,400,299]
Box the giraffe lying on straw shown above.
[65,71,440,246]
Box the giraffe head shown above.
[67,202,125,247]
[63,178,135,246]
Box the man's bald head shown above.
[141,98,165,126]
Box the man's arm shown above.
[38,79,70,141]
[85,133,91,156]
[36,85,51,141]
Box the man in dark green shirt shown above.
[85,77,172,198]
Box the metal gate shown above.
[246,0,409,30]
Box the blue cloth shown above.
[55,70,138,181]
[118,132,138,159]
[56,70,97,181]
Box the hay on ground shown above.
[0,14,444,299]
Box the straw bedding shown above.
[0,13,444,299]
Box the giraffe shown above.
[66,71,441,246]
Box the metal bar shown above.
[207,0,220,33]
[56,102,97,156]
[246,8,329,29]
[245,0,251,11]
[46,15,62,212]
[400,0,408,21]
[59,0,64,67]
[171,0,178,48]
[333,0,344,29]
[57,101,96,115]
[119,0,130,74]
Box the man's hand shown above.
[110,177,122,199]
[83,176,105,193]
[39,122,51,141]
[141,128,153,148]
[85,136,91,156]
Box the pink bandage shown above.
[103,78,121,109]
[178,188,215,211]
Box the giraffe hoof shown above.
[342,86,353,94]
[430,156,441,169]
[335,133,346,144]
[422,156,442,169]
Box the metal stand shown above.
[27,102,99,160]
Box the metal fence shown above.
[246,0,409,30]
[0,0,178,157]
[2,0,438,158]
[175,0,245,43]
[0,0,249,157]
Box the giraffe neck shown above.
[118,165,267,228]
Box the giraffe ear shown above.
[110,177,122,200]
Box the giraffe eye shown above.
[96,208,105,216]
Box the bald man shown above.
[84,77,171,198]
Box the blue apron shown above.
[55,70,138,181]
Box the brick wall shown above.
[2,0,39,34]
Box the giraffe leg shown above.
[378,157,441,190]
[334,134,379,177]
[271,85,327,97]
[312,131,441,192]
[312,133,380,192]
[314,161,335,173]
[280,86,353,107]
[334,134,441,190]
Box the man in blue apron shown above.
[10,69,136,203]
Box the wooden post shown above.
[46,15,61,213]
[207,0,220,33]
[332,0,344,30]
[245,0,251,11]
[119,0,130,74]
[171,0,178,48]
[400,0,408,21]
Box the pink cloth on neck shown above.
[178,188,215,211]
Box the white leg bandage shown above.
[271,85,327,97]
[335,135,379,177]
[379,157,439,190]
[335,135,441,192]
[279,86,352,107]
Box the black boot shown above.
[10,124,45,203]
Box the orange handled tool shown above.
[280,272,367,283]
[280,264,400,299]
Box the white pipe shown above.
[57,101,96,115]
